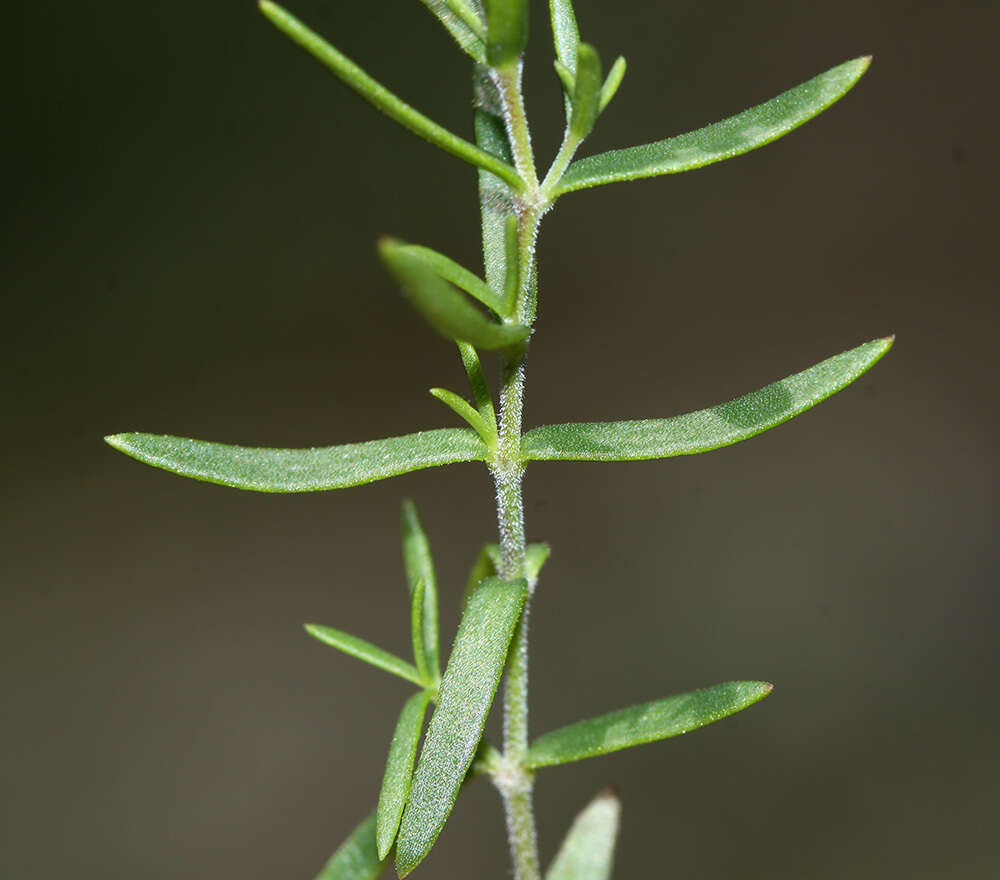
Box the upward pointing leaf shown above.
[521,337,893,462]
[314,811,387,880]
[257,2,522,188]
[396,577,528,876]
[401,500,440,681]
[485,0,529,67]
[527,681,774,769]
[473,96,516,295]
[105,428,487,492]
[304,624,426,688]
[569,43,603,141]
[556,57,871,195]
[418,0,487,62]
[380,238,531,350]
[549,0,581,119]
[546,789,621,880]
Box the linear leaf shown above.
[546,789,621,880]
[598,56,626,113]
[418,0,486,61]
[396,577,528,876]
[556,57,871,194]
[392,243,506,315]
[401,500,440,681]
[474,102,515,295]
[549,0,580,76]
[380,238,531,350]
[304,624,426,688]
[527,681,773,769]
[485,0,529,67]
[314,811,387,880]
[457,342,499,433]
[569,43,602,141]
[410,579,431,684]
[376,691,431,860]
[104,428,486,492]
[430,388,498,448]
[521,336,893,462]
[258,2,522,189]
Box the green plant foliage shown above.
[396,577,528,875]
[379,237,531,349]
[526,681,774,769]
[258,1,522,188]
[429,387,499,448]
[545,789,621,880]
[387,243,508,316]
[473,105,516,295]
[401,500,441,682]
[521,337,893,462]
[555,57,871,194]
[485,0,529,67]
[418,0,486,61]
[314,811,387,880]
[104,429,486,492]
[304,624,427,688]
[376,691,432,860]
[569,43,603,141]
[598,56,627,113]
[457,342,500,433]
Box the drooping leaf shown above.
[105,429,487,492]
[401,500,440,681]
[485,0,529,67]
[521,336,893,462]
[396,577,528,876]
[457,342,499,432]
[314,811,387,880]
[598,56,626,113]
[526,681,773,769]
[546,789,621,880]
[388,242,506,316]
[430,388,498,448]
[418,0,486,62]
[304,624,426,688]
[555,57,871,195]
[258,2,521,189]
[376,691,432,860]
[380,238,531,350]
[569,43,603,141]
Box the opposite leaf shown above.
[546,789,621,880]
[304,624,426,688]
[556,56,870,194]
[380,238,531,350]
[521,336,893,462]
[396,577,528,876]
[105,429,487,492]
[376,691,432,860]
[527,681,773,769]
[314,811,387,880]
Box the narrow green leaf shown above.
[396,577,528,876]
[522,337,893,462]
[485,542,551,587]
[553,59,575,95]
[390,243,506,316]
[430,388,498,448]
[457,342,499,434]
[485,0,529,67]
[104,428,487,492]
[258,1,522,189]
[549,0,580,76]
[527,681,773,769]
[598,55,626,113]
[463,544,497,609]
[304,624,426,688]
[410,579,430,684]
[556,57,871,194]
[380,238,531,350]
[314,811,387,880]
[376,691,431,860]
[569,43,603,141]
[474,104,515,295]
[401,500,440,681]
[418,0,487,61]
[546,789,621,880]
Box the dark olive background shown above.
[4,1,997,877]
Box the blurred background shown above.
[4,1,997,877]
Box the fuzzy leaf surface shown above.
[105,429,486,492]
[527,681,773,768]
[556,57,870,194]
[304,625,426,688]
[418,0,486,61]
[396,577,528,875]
[546,789,621,880]
[474,104,515,294]
[521,337,892,462]
[376,691,431,860]
[314,811,386,880]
